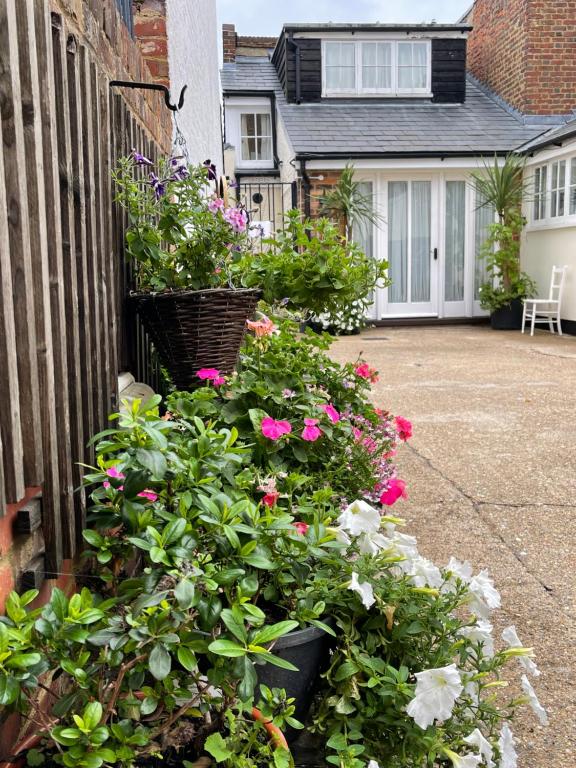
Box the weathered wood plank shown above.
[52,14,84,556]
[0,0,43,489]
[34,0,72,569]
[15,0,62,552]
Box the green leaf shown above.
[177,647,197,672]
[334,661,359,681]
[221,609,248,643]
[0,674,20,705]
[256,652,299,672]
[140,696,158,716]
[207,639,247,657]
[174,579,195,610]
[83,702,103,731]
[252,621,298,646]
[205,733,233,762]
[136,448,167,479]
[149,644,171,680]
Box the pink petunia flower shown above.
[352,427,363,441]
[261,417,292,440]
[197,368,221,381]
[208,198,225,214]
[223,207,248,233]
[355,363,379,383]
[262,491,280,507]
[137,489,158,502]
[380,478,407,506]
[106,466,125,479]
[212,376,226,386]
[395,416,413,441]
[319,403,341,423]
[246,316,276,337]
[302,418,322,442]
[292,522,309,536]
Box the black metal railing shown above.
[238,181,299,239]
[115,0,134,37]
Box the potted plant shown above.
[113,154,261,389]
[473,154,536,330]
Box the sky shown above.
[216,0,472,37]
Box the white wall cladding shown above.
[167,0,223,170]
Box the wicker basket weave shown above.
[129,288,261,390]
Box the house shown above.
[221,3,575,326]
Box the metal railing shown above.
[115,0,134,37]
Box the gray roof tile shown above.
[221,60,551,157]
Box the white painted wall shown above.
[166,0,223,170]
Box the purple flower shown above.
[132,148,153,166]
[149,173,166,200]
[203,159,217,181]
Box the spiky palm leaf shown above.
[472,154,527,223]
[317,164,384,242]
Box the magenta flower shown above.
[137,489,158,502]
[212,376,226,386]
[197,368,221,381]
[380,478,407,506]
[355,363,379,383]
[302,418,322,442]
[292,522,309,536]
[262,491,280,507]
[261,417,292,440]
[395,416,413,441]
[208,198,225,214]
[106,466,125,479]
[319,403,340,423]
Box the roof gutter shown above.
[516,127,576,155]
[282,24,472,33]
[295,149,513,160]
[287,32,302,104]
[299,158,312,218]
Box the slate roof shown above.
[517,117,576,153]
[221,59,549,158]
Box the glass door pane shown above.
[388,181,408,302]
[474,186,494,300]
[445,181,466,302]
[411,181,431,302]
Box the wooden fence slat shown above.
[0,109,24,506]
[0,0,43,489]
[15,0,61,545]
[35,0,72,569]
[52,14,84,556]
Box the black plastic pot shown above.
[256,624,332,731]
[490,297,524,330]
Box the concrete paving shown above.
[330,325,576,767]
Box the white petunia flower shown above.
[405,663,463,730]
[444,750,482,768]
[458,619,495,657]
[348,572,375,609]
[338,500,381,536]
[408,556,443,588]
[329,526,352,547]
[463,728,495,768]
[520,674,548,725]
[501,625,540,676]
[466,570,501,618]
[357,531,393,556]
[447,556,473,582]
[498,725,517,768]
[367,762,379,768]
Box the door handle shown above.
[433,247,438,261]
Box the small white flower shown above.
[502,625,540,676]
[467,570,501,618]
[367,762,379,768]
[444,750,482,768]
[383,524,419,559]
[406,663,463,730]
[463,728,495,768]
[498,725,517,768]
[338,500,381,536]
[521,674,548,725]
[348,572,375,609]
[408,556,443,588]
[357,531,391,555]
[444,557,474,591]
[458,619,495,657]
[329,526,352,547]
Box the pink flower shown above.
[395,416,413,441]
[292,522,309,536]
[261,417,292,440]
[223,207,248,233]
[208,198,225,214]
[106,466,125,479]
[213,376,226,386]
[197,368,221,381]
[380,478,407,506]
[137,489,158,502]
[262,491,280,507]
[355,363,379,383]
[282,388,296,399]
[302,418,322,442]
[319,403,340,423]
[246,315,276,337]
[352,427,363,441]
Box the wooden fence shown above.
[0,0,167,574]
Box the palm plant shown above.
[317,164,383,242]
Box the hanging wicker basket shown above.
[129,287,261,390]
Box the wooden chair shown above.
[522,265,568,336]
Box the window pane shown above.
[362,43,377,66]
[257,137,272,160]
[241,137,256,161]
[388,181,408,303]
[398,43,412,66]
[570,159,576,215]
[412,67,427,89]
[411,181,431,303]
[533,168,540,220]
[256,113,271,136]
[324,42,342,65]
[362,42,391,89]
[475,185,494,300]
[445,181,466,302]
[412,43,427,66]
[241,113,255,135]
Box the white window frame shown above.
[528,148,576,229]
[322,39,432,97]
[533,165,548,221]
[224,98,275,171]
[570,157,576,216]
[239,112,273,167]
[550,159,566,218]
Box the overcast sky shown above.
[216,0,472,37]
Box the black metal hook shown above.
[109,80,187,112]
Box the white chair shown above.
[522,265,568,336]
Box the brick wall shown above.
[307,171,342,217]
[223,23,236,63]
[467,0,576,116]
[134,0,170,86]
[222,23,277,63]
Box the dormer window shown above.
[322,39,431,97]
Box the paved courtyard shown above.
[331,325,576,767]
